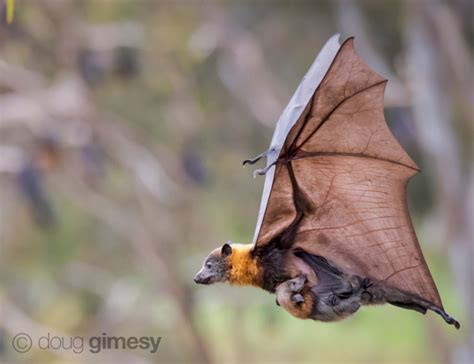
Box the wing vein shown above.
[292,152,420,172]
[291,80,387,153]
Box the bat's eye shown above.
[206,262,212,269]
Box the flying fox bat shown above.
[194,34,460,329]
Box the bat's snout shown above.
[194,273,211,285]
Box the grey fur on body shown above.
[275,257,460,329]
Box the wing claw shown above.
[252,162,276,178]
[243,148,273,166]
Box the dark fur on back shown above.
[253,243,291,292]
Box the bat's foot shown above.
[434,307,461,329]
[252,162,277,178]
[384,285,461,329]
[243,148,275,166]
[447,316,461,329]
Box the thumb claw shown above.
[253,169,263,178]
[242,149,270,167]
[251,162,276,178]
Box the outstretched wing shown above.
[251,34,342,245]
[252,36,442,308]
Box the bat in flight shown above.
[194,34,460,329]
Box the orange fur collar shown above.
[228,244,262,287]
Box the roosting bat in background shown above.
[194,34,460,329]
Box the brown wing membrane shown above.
[255,38,442,308]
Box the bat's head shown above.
[194,242,233,285]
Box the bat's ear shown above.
[221,242,232,257]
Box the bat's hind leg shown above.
[365,283,461,329]
[394,297,461,329]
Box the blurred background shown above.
[0,0,472,363]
